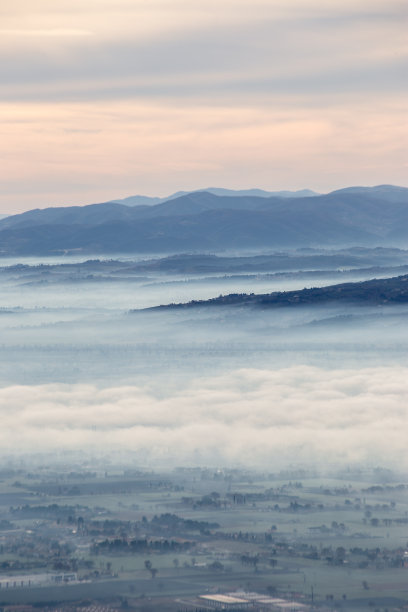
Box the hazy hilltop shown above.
[0,185,407,255]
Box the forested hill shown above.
[146,275,408,310]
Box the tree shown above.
[335,547,346,564]
[208,561,224,572]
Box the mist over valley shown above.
[1,189,408,610]
[3,0,408,604]
[1,239,408,472]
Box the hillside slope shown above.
[146,274,408,310]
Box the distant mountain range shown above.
[146,274,408,311]
[0,185,407,256]
[111,187,319,207]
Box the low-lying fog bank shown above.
[1,365,407,470]
[1,249,407,472]
[0,299,408,386]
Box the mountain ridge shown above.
[0,185,406,256]
[142,274,408,311]
[111,187,319,207]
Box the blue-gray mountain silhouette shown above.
[0,185,406,255]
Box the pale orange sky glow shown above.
[1,0,407,213]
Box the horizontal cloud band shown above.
[1,366,407,468]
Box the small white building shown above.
[199,594,251,609]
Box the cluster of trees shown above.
[150,513,219,532]
[10,503,88,520]
[91,537,194,555]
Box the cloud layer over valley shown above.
[2,366,407,470]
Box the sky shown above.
[1,0,407,214]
